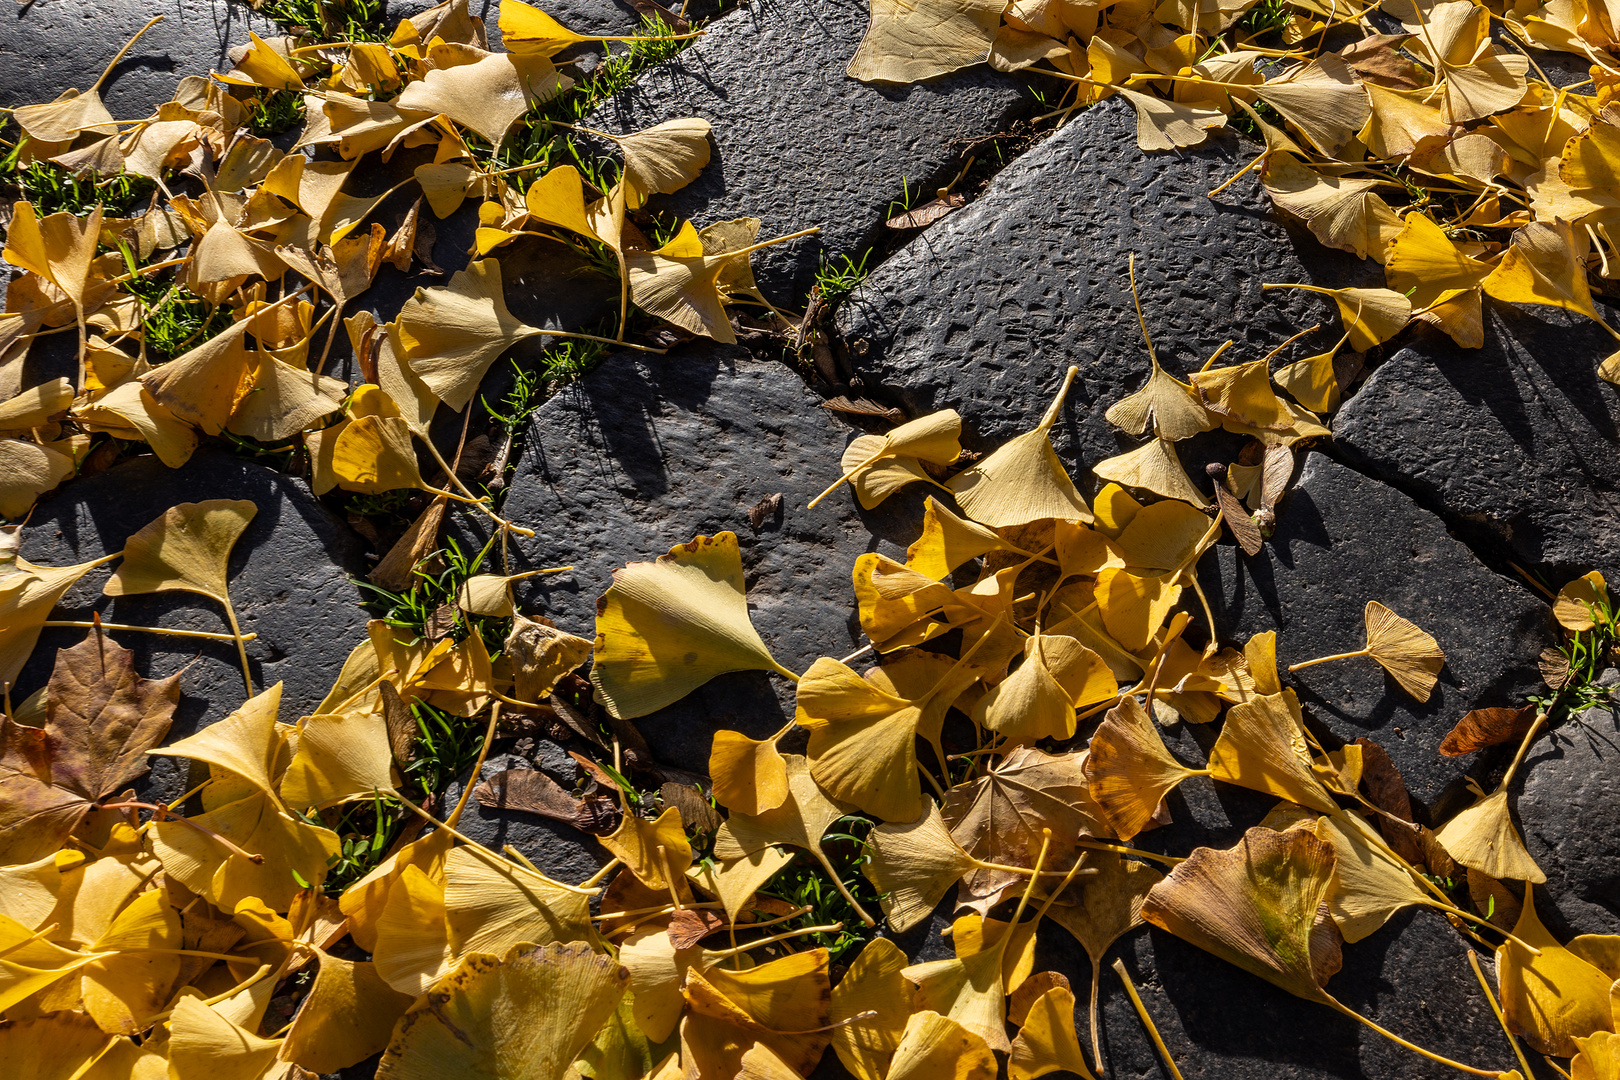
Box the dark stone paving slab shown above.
[585,0,1032,302]
[459,343,920,775]
[441,751,612,885]
[1203,452,1550,811]
[0,0,274,121]
[1333,308,1620,585]
[14,448,369,804]
[834,94,1381,470]
[1518,695,1620,938]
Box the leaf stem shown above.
[91,15,166,95]
[1323,996,1499,1076]
[1466,949,1535,1078]
[1287,648,1371,672]
[418,437,536,538]
[1113,957,1187,1080]
[1076,838,1187,865]
[220,597,253,698]
[42,620,257,643]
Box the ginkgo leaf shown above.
[279,708,397,809]
[1254,55,1371,156]
[227,353,347,443]
[1119,88,1228,151]
[1385,211,1492,310]
[812,410,961,509]
[682,949,833,1078]
[396,259,546,411]
[0,438,80,520]
[618,118,714,208]
[523,164,598,239]
[1105,348,1214,443]
[148,682,287,797]
[101,498,254,604]
[714,755,876,926]
[1483,220,1615,331]
[281,950,415,1073]
[1434,788,1546,883]
[591,531,794,719]
[1084,696,1203,840]
[395,49,569,146]
[887,1011,997,1080]
[973,633,1116,742]
[1045,852,1162,1069]
[1009,985,1098,1080]
[375,942,628,1080]
[1262,154,1403,261]
[1093,567,1182,653]
[865,802,978,932]
[1273,331,1349,413]
[847,0,1004,83]
[441,844,594,957]
[1553,571,1610,631]
[600,805,693,891]
[371,863,456,995]
[499,0,648,56]
[1357,82,1451,160]
[0,539,124,687]
[829,938,912,1080]
[625,222,804,344]
[332,414,425,494]
[167,995,284,1080]
[1207,690,1339,813]
[1092,438,1209,508]
[505,616,593,703]
[150,789,339,911]
[1364,600,1445,700]
[1142,825,1342,1004]
[1498,885,1615,1057]
[1263,283,1411,351]
[1312,810,1433,943]
[710,729,789,816]
[948,366,1092,527]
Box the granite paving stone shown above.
[1334,308,1620,586]
[14,448,370,805]
[586,0,1033,301]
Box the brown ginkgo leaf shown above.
[1439,705,1538,757]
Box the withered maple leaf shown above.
[0,630,179,862]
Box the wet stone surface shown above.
[586,0,1032,302]
[1518,696,1620,938]
[1334,306,1620,587]
[14,449,369,805]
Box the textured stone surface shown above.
[1201,452,1550,811]
[1518,700,1620,938]
[464,343,921,774]
[1334,307,1620,584]
[0,0,274,122]
[14,449,369,804]
[835,94,1381,472]
[586,0,1031,301]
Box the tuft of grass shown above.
[261,0,388,42]
[813,251,872,306]
[246,90,308,136]
[758,815,881,964]
[354,534,512,657]
[1238,0,1292,38]
[119,247,236,361]
[1532,585,1618,719]
[0,146,155,218]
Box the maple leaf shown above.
[0,630,178,862]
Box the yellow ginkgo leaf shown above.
[1091,438,1209,508]
[887,1010,998,1080]
[626,222,806,344]
[591,531,794,719]
[1290,600,1444,701]
[974,633,1116,742]
[1312,810,1433,943]
[1273,330,1349,413]
[1498,884,1615,1057]
[372,863,456,996]
[1554,571,1610,631]
[523,164,598,239]
[948,366,1092,527]
[681,949,833,1078]
[710,729,790,816]
[1084,695,1204,841]
[0,1012,123,1080]
[618,118,714,208]
[1262,154,1403,262]
[1008,985,1097,1080]
[332,414,425,494]
[846,0,1004,84]
[149,789,339,912]
[1263,283,1412,351]
[1253,55,1371,156]
[1105,262,1214,441]
[1384,211,1493,310]
[396,259,547,411]
[167,995,283,1080]
[865,802,978,932]
[1206,690,1338,814]
[394,49,569,146]
[279,708,397,809]
[375,942,628,1080]
[0,909,98,1013]
[499,0,647,56]
[281,950,415,1074]
[600,805,693,891]
[1119,87,1228,151]
[829,938,912,1080]
[441,844,595,958]
[104,498,255,606]
[0,537,123,686]
[687,845,795,924]
[905,497,1009,580]
[149,682,287,797]
[811,410,961,509]
[1484,219,1616,331]
[1434,788,1546,884]
[1093,567,1182,653]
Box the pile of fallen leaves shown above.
[850,0,1620,380]
[3,0,1620,1078]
